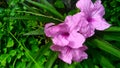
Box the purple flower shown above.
[74,0,111,37]
[44,23,85,48]
[51,45,88,64]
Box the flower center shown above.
[61,32,69,37]
[87,17,92,22]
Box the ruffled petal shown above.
[72,50,88,62]
[52,35,69,46]
[64,13,81,32]
[44,23,60,37]
[44,23,69,37]
[78,17,95,38]
[92,0,105,17]
[72,46,88,62]
[68,31,85,48]
[50,45,63,51]
[44,23,55,37]
[92,15,111,30]
[58,47,72,64]
[51,45,72,64]
[76,0,94,14]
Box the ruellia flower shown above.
[75,0,111,37]
[44,23,85,48]
[51,45,88,64]
[44,0,111,64]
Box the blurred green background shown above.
[0,0,120,68]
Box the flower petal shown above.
[44,23,55,37]
[72,50,88,62]
[58,47,72,64]
[77,16,95,38]
[68,31,85,48]
[44,23,69,37]
[76,0,93,14]
[64,13,81,32]
[92,0,105,17]
[72,46,88,62]
[92,15,111,30]
[50,45,63,51]
[52,35,69,46]
[44,23,60,37]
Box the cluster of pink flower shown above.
[44,0,110,64]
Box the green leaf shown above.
[21,3,39,13]
[0,54,9,66]
[103,34,120,41]
[31,44,39,52]
[40,0,55,9]
[23,27,44,35]
[31,56,46,68]
[15,61,26,68]
[4,16,39,20]
[3,48,7,53]
[94,65,99,68]
[7,56,12,63]
[116,0,120,2]
[83,59,94,68]
[99,55,114,68]
[53,65,58,68]
[105,26,120,32]
[54,0,65,8]
[26,0,63,19]
[27,42,52,68]
[59,61,68,68]
[17,11,63,22]
[9,50,17,57]
[90,37,120,58]
[7,38,14,47]
[16,51,24,59]
[45,52,58,68]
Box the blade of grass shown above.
[90,36,120,59]
[23,27,44,35]
[45,52,58,68]
[26,0,63,19]
[4,16,39,20]
[103,34,120,41]
[99,55,114,68]
[40,0,54,9]
[21,2,38,13]
[59,61,68,68]
[17,11,63,22]
[105,26,120,32]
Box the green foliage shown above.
[0,0,120,68]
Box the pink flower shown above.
[51,45,88,64]
[44,23,85,48]
[74,0,111,37]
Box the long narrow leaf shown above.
[99,55,114,68]
[17,11,63,22]
[45,52,58,68]
[21,2,39,13]
[40,0,55,9]
[23,27,44,36]
[26,0,63,19]
[90,37,120,59]
[105,26,120,32]
[103,34,120,41]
